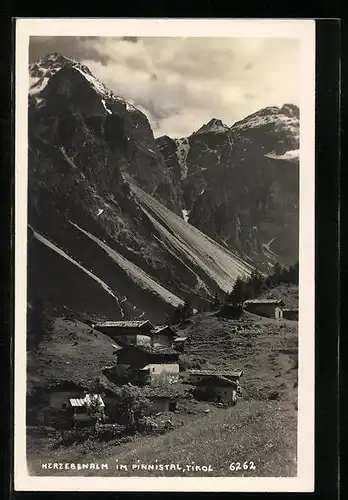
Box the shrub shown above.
[210,293,221,311]
[268,391,280,401]
[226,261,299,306]
[179,355,204,371]
[114,383,150,432]
[27,295,54,349]
[170,297,194,325]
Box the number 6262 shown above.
[229,461,256,471]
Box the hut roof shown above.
[69,394,105,407]
[45,377,118,396]
[243,299,285,306]
[188,368,243,378]
[190,374,238,388]
[208,376,238,387]
[94,320,154,329]
[118,344,179,356]
[142,384,184,399]
[151,325,178,336]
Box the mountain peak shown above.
[194,118,230,135]
[29,52,111,101]
[42,52,70,62]
[230,104,299,146]
[280,103,299,118]
[232,104,299,128]
[30,52,75,70]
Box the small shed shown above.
[173,336,187,353]
[243,299,285,319]
[69,394,105,421]
[142,385,180,414]
[116,345,180,384]
[93,320,154,346]
[68,394,105,426]
[283,308,299,321]
[188,369,243,385]
[46,381,87,411]
[191,374,239,406]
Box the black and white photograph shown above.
[14,19,315,492]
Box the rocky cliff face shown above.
[156,105,299,270]
[27,53,252,323]
[29,53,182,213]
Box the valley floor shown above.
[27,399,296,477]
[26,306,298,478]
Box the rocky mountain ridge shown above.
[27,53,253,323]
[156,104,299,270]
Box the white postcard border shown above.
[14,18,316,492]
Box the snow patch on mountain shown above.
[233,112,297,132]
[174,138,190,180]
[182,209,190,222]
[29,53,75,96]
[125,102,137,112]
[262,237,280,262]
[73,66,110,97]
[232,106,299,143]
[29,76,50,96]
[29,53,136,114]
[101,99,112,115]
[265,149,299,162]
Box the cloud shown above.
[244,62,254,70]
[29,36,112,65]
[29,36,299,138]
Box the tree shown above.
[27,294,54,349]
[170,304,184,325]
[269,262,284,287]
[288,261,299,284]
[210,293,221,311]
[227,278,248,305]
[247,270,265,298]
[170,296,193,324]
[182,297,193,317]
[116,383,150,432]
[86,395,106,431]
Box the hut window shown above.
[61,403,67,410]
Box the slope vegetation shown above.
[27,288,298,478]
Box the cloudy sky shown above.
[29,36,299,138]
